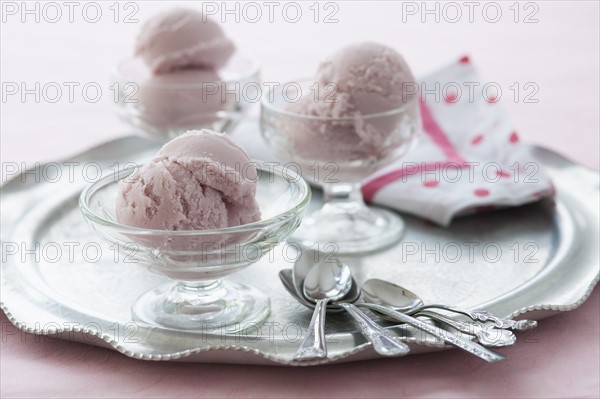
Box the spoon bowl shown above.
[278,269,355,312]
[303,260,352,303]
[293,248,320,299]
[362,279,423,312]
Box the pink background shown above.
[1,1,599,397]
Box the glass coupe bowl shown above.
[79,162,310,331]
[261,79,421,254]
[112,53,260,141]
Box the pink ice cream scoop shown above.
[280,42,420,178]
[314,41,417,118]
[116,130,260,231]
[135,8,235,74]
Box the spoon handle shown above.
[417,310,517,348]
[339,303,410,357]
[293,298,329,361]
[359,303,506,362]
[416,305,537,331]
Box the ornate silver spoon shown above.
[363,279,537,331]
[292,260,352,361]
[302,261,410,357]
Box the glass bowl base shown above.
[293,206,405,254]
[131,280,271,333]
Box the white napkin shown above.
[237,56,555,226]
[362,56,555,225]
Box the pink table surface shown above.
[1,1,599,398]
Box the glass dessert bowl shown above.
[112,53,260,141]
[79,162,310,331]
[261,79,421,254]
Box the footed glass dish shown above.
[79,162,310,332]
[261,79,421,254]
[112,53,260,141]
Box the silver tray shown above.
[1,131,599,365]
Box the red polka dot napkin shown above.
[362,56,555,226]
